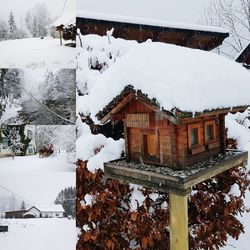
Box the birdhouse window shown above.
[188,124,201,147]
[143,131,157,159]
[205,121,216,143]
[188,123,205,154]
[190,127,199,146]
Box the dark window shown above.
[206,124,214,141]
[205,121,216,143]
[190,128,199,146]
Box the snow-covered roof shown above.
[83,42,250,117]
[51,11,75,27]
[28,205,64,213]
[77,10,228,34]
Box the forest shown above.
[0,68,76,125]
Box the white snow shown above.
[0,101,22,125]
[83,194,94,206]
[87,138,124,172]
[0,153,75,173]
[52,12,75,27]
[76,133,107,160]
[30,204,65,213]
[130,184,145,211]
[223,116,250,249]
[79,42,250,120]
[77,10,228,34]
[228,183,241,197]
[0,218,76,250]
[0,38,75,68]
[226,114,250,149]
[223,188,250,250]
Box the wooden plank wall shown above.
[115,99,224,169]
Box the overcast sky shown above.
[77,0,212,25]
[0,173,75,205]
[0,0,74,23]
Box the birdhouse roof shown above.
[83,42,250,122]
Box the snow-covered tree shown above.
[20,200,26,210]
[0,19,8,41]
[24,11,33,35]
[24,3,51,38]
[0,69,23,119]
[55,186,76,217]
[8,11,17,40]
[35,125,75,153]
[202,0,250,58]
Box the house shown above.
[235,42,250,69]
[24,205,64,218]
[5,210,27,219]
[76,11,229,51]
[51,0,75,45]
[0,119,36,158]
[85,42,250,192]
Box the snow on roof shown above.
[31,204,64,213]
[82,42,250,117]
[52,11,75,27]
[77,10,228,34]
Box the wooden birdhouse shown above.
[100,86,247,171]
[92,42,250,196]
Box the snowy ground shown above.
[0,153,76,173]
[0,218,75,250]
[0,37,75,68]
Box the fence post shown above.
[169,193,189,250]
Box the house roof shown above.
[52,11,75,27]
[235,42,250,66]
[77,11,228,34]
[96,86,247,124]
[76,11,229,50]
[26,205,64,213]
[5,210,27,214]
[81,42,250,122]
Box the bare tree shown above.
[202,0,250,58]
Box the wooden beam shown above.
[169,193,189,250]
[100,93,135,124]
[59,30,63,46]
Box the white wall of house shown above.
[40,211,64,218]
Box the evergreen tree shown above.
[8,11,17,39]
[0,19,8,41]
[55,187,76,218]
[20,200,26,210]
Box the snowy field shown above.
[0,153,76,173]
[0,218,75,250]
[0,38,75,68]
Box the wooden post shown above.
[169,193,189,250]
[59,30,63,46]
